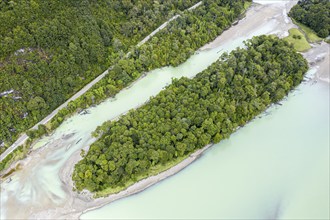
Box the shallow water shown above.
[81,79,329,220]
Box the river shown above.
[1,1,329,219]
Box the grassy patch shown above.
[292,19,323,43]
[244,1,252,10]
[284,28,311,52]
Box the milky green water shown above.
[81,79,329,220]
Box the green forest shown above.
[42,1,250,141]
[72,36,308,193]
[289,0,330,38]
[0,0,250,154]
[0,0,202,152]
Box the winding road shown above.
[0,1,203,162]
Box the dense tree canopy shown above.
[49,0,251,134]
[72,36,308,193]
[0,0,202,153]
[289,0,330,38]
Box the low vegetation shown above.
[284,28,311,52]
[0,145,29,172]
[72,36,308,194]
[292,20,323,43]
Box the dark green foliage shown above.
[293,34,302,39]
[0,0,201,152]
[49,0,250,133]
[72,36,308,192]
[289,0,330,38]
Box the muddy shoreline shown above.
[52,144,213,219]
[302,41,330,83]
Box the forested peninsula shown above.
[289,0,330,38]
[0,0,249,155]
[73,36,308,194]
[0,0,200,151]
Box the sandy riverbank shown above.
[302,41,330,83]
[30,140,212,219]
[200,1,297,51]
